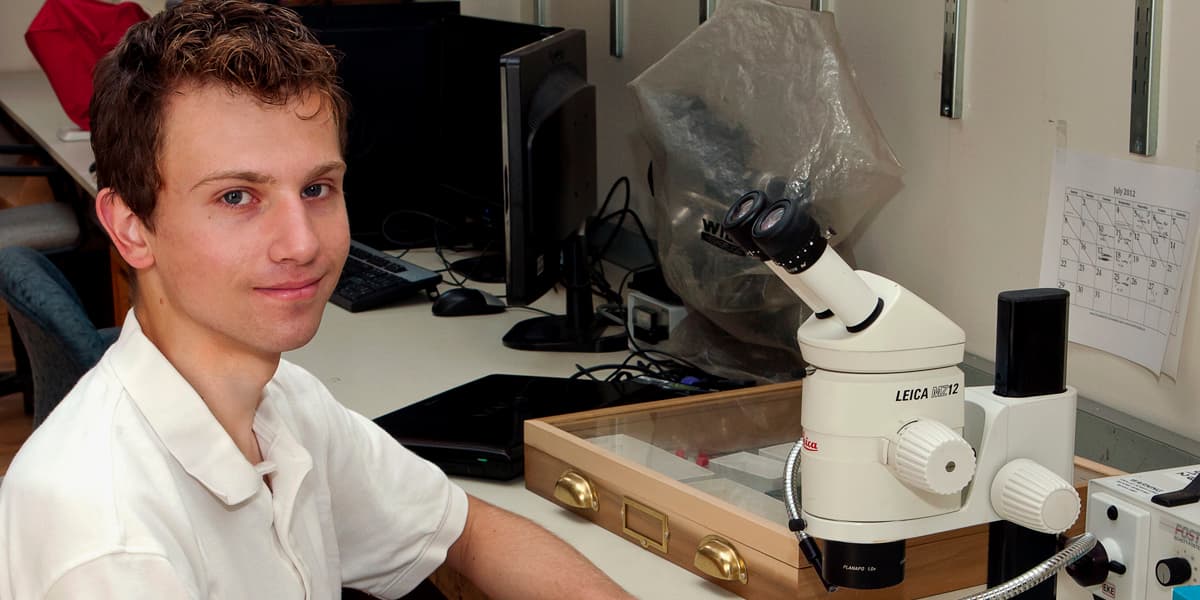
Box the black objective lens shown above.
[750,198,827,274]
[822,540,906,589]
[722,191,771,259]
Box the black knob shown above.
[1065,541,1111,588]
[1156,558,1192,586]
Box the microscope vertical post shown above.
[986,289,1071,599]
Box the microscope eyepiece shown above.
[750,198,827,273]
[722,190,771,260]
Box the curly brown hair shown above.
[90,0,348,230]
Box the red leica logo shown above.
[802,437,819,452]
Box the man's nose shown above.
[267,196,321,265]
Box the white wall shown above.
[831,0,1200,442]
[459,0,532,23]
[479,1,1200,443]
[1,0,166,72]
[0,1,47,71]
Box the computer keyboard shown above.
[329,241,442,313]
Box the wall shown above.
[1,1,47,71]
[474,1,1200,444]
[0,0,166,71]
[831,0,1200,442]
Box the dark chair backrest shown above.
[0,247,115,426]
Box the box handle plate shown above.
[622,497,669,553]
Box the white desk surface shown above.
[0,70,1084,600]
[0,70,98,196]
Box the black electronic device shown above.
[374,374,686,480]
[330,240,441,313]
[499,29,625,353]
[292,4,559,249]
[431,288,506,317]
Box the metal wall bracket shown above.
[1130,0,1163,156]
[940,0,968,119]
[610,0,626,57]
[700,0,718,23]
[811,0,827,11]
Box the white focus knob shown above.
[891,419,976,495]
[991,458,1080,534]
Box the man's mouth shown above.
[255,276,323,300]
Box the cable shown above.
[430,227,468,289]
[958,533,1097,600]
[596,176,629,228]
[616,266,645,299]
[508,305,556,317]
[594,207,660,270]
[589,177,632,304]
[783,441,837,593]
[625,324,706,375]
[569,362,656,382]
[380,209,458,250]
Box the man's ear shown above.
[95,188,154,270]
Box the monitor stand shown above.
[502,234,627,353]
[450,254,506,284]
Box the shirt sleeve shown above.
[45,553,193,600]
[319,396,469,599]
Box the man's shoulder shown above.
[29,357,135,446]
[4,359,165,509]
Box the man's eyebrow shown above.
[190,170,276,192]
[188,161,345,192]
[305,161,347,181]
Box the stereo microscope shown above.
[722,190,1089,594]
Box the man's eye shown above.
[221,190,251,206]
[302,184,328,199]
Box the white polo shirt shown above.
[0,314,468,599]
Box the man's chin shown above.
[276,319,324,352]
[253,307,326,354]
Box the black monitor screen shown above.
[499,30,623,354]
[500,29,596,307]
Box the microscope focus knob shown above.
[891,419,976,495]
[990,458,1080,534]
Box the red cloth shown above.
[25,0,149,131]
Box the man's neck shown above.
[134,304,278,463]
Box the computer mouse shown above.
[431,288,507,317]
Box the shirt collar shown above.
[105,311,264,506]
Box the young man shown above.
[0,2,632,599]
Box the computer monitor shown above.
[293,4,558,251]
[499,29,625,353]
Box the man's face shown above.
[140,83,349,356]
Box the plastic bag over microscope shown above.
[629,0,903,382]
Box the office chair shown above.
[0,247,118,428]
[0,143,80,253]
[0,141,84,404]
